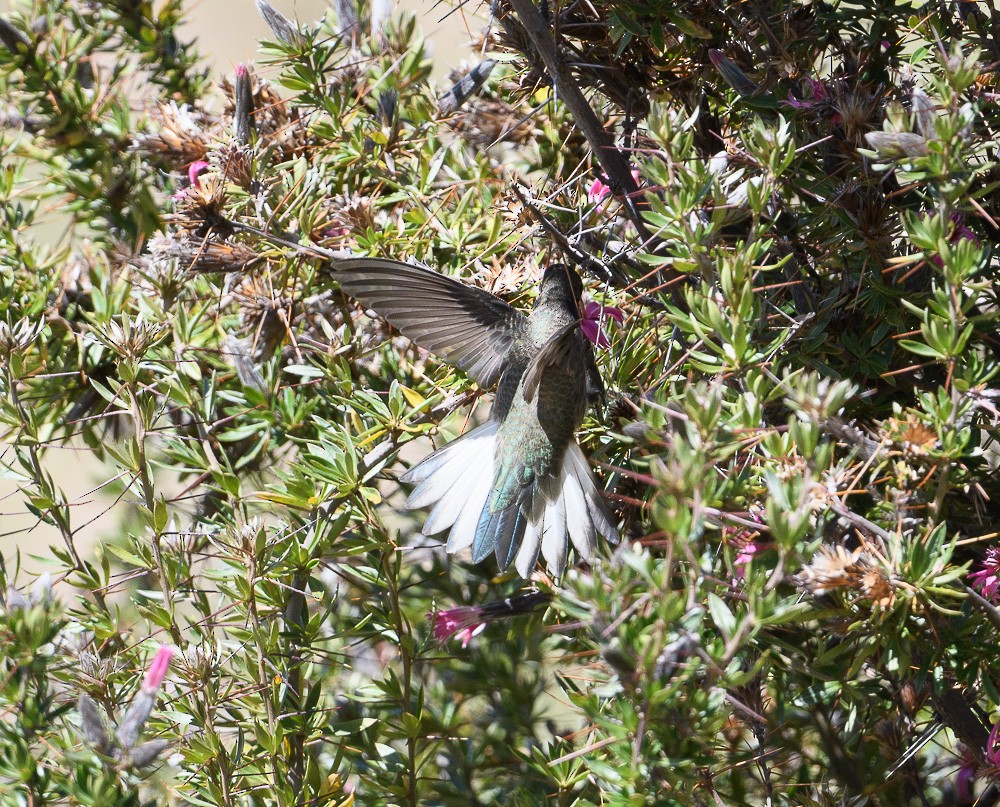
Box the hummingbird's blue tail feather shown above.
[472,506,500,563]
[494,497,530,570]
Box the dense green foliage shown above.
[2,0,1000,804]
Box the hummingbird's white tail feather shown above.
[447,468,494,553]
[400,421,498,543]
[564,443,620,546]
[539,478,568,574]
[563,468,597,559]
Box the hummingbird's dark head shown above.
[537,264,583,313]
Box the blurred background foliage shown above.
[2,0,1000,804]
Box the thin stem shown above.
[124,376,182,643]
[382,548,417,806]
[3,364,109,613]
[246,544,287,806]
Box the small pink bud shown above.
[587,169,641,207]
[142,644,175,693]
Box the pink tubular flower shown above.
[587,169,642,206]
[430,606,486,648]
[142,644,175,693]
[429,593,553,649]
[171,161,210,201]
[587,177,611,205]
[187,160,210,189]
[970,547,1000,602]
[987,721,1000,768]
[581,301,624,348]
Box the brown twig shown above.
[499,0,677,283]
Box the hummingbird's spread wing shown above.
[332,257,525,389]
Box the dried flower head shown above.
[324,193,376,243]
[235,275,294,360]
[448,98,535,147]
[149,232,259,274]
[795,544,896,608]
[131,101,213,165]
[886,414,937,456]
[166,170,232,238]
[90,315,167,361]
[214,143,255,191]
[0,317,44,358]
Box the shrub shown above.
[1,0,1000,804]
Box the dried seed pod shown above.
[78,695,111,754]
[255,0,303,47]
[116,689,155,752]
[129,738,171,768]
[709,49,758,97]
[910,87,936,140]
[233,64,254,147]
[131,102,213,166]
[864,131,930,158]
[438,60,497,115]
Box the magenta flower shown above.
[970,547,1000,602]
[783,79,841,124]
[930,214,980,268]
[430,606,486,648]
[142,644,175,693]
[429,593,553,648]
[581,301,624,348]
[587,169,642,206]
[171,160,210,201]
[734,541,759,578]
[956,757,975,803]
[987,721,1000,768]
[187,160,210,189]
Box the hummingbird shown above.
[333,258,620,576]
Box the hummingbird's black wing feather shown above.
[332,257,525,388]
